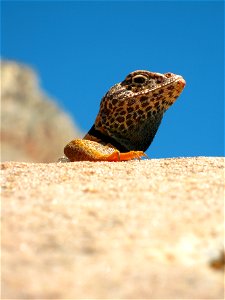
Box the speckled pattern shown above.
[95,71,185,140]
[64,70,186,161]
[64,139,145,161]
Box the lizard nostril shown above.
[164,73,174,78]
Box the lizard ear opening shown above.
[132,75,147,85]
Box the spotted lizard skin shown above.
[64,70,186,161]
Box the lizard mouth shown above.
[161,74,186,95]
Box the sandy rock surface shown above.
[1,157,224,299]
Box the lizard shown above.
[64,70,186,162]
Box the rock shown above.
[1,60,81,163]
[1,157,224,299]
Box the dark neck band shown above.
[87,125,129,153]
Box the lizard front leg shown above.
[64,139,145,162]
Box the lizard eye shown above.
[132,75,147,85]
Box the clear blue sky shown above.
[1,1,224,158]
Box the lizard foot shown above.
[64,139,146,162]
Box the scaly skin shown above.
[64,70,186,161]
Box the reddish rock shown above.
[1,60,81,162]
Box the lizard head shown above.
[95,70,186,152]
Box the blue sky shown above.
[1,1,224,158]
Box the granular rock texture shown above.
[1,157,224,299]
[1,60,81,162]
